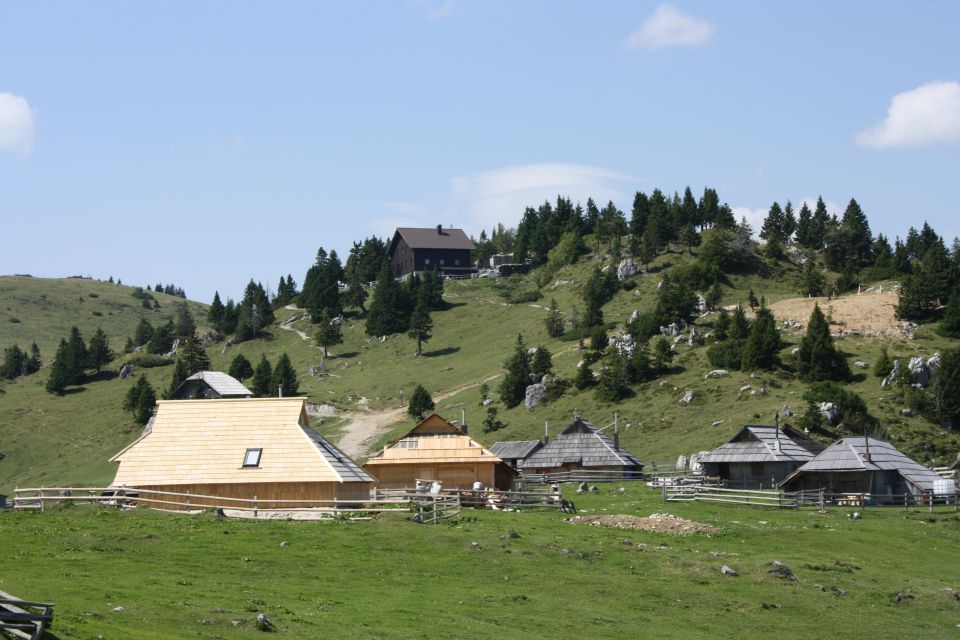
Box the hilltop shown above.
[1,240,957,494]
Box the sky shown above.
[1,1,959,303]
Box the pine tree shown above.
[930,347,960,428]
[252,355,273,397]
[179,332,211,374]
[731,305,749,340]
[795,202,813,248]
[315,309,343,358]
[165,358,190,398]
[800,261,826,297]
[134,318,154,346]
[797,304,850,381]
[228,354,254,381]
[545,298,565,338]
[498,335,531,408]
[208,292,225,330]
[147,320,175,355]
[272,352,299,396]
[874,346,893,378]
[407,384,435,421]
[653,337,673,372]
[407,295,433,357]
[940,288,960,338]
[574,361,594,390]
[87,327,113,373]
[713,308,731,341]
[531,346,553,378]
[366,263,408,336]
[741,307,781,370]
[1,345,26,379]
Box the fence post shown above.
[928,491,933,513]
[40,486,44,513]
[819,489,825,513]
[661,480,667,502]
[253,495,258,518]
[903,492,908,513]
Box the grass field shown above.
[2,487,959,639]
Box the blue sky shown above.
[2,1,959,303]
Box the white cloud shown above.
[731,206,766,238]
[369,162,638,238]
[856,81,960,148]
[408,0,453,20]
[0,92,34,154]
[624,5,714,51]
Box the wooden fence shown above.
[520,469,646,484]
[12,487,450,523]
[0,589,54,640]
[409,494,461,524]
[663,484,960,511]
[374,487,571,512]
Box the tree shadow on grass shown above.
[423,346,461,358]
[335,351,360,359]
[62,386,87,395]
[88,370,118,383]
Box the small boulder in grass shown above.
[893,588,914,603]
[721,565,738,577]
[769,561,797,581]
[256,613,273,631]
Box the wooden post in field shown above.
[40,487,44,513]
[253,495,258,518]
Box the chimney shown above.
[437,224,443,235]
[614,412,620,451]
[544,420,549,445]
[461,408,467,434]
[774,413,781,452]
[863,433,871,462]
[278,385,283,398]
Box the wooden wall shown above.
[134,481,373,510]
[365,462,505,489]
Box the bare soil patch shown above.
[766,290,912,338]
[569,513,718,534]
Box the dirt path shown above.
[336,373,503,458]
[277,311,315,342]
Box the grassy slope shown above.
[1,488,959,639]
[1,249,958,493]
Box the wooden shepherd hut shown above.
[698,424,826,488]
[110,398,373,509]
[518,416,643,477]
[168,370,253,399]
[780,436,945,502]
[490,440,543,470]
[363,413,514,490]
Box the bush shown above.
[803,382,879,435]
[124,353,174,368]
[707,339,744,370]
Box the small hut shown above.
[363,413,514,489]
[168,370,253,399]
[110,398,373,508]
[698,424,825,488]
[518,416,643,477]
[490,440,543,470]
[780,436,945,502]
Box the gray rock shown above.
[696,294,708,314]
[657,280,664,290]
[739,385,752,393]
[908,356,931,387]
[900,408,916,417]
[577,482,589,493]
[769,561,797,581]
[679,389,695,405]
[882,359,901,388]
[617,258,638,280]
[704,369,729,378]
[721,565,738,577]
[781,404,793,417]
[482,398,493,406]
[629,309,641,323]
[791,347,800,356]
[610,330,636,358]
[113,606,125,613]
[818,402,839,425]
[676,455,688,471]
[119,364,134,379]
[711,420,724,428]
[853,361,868,368]
[927,353,941,371]
[524,383,547,410]
[279,541,288,547]
[673,335,687,345]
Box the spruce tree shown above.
[595,352,631,402]
[531,346,553,378]
[407,295,433,357]
[228,354,254,381]
[653,337,673,372]
[874,346,893,378]
[179,332,211,374]
[87,327,113,373]
[147,321,175,355]
[45,339,70,394]
[713,308,731,341]
[221,299,238,334]
[1,345,25,379]
[731,304,750,339]
[800,261,826,297]
[366,263,407,336]
[272,352,299,396]
[930,347,960,428]
[810,196,830,250]
[498,334,531,408]
[741,307,781,370]
[760,202,786,244]
[165,358,190,398]
[315,309,343,358]
[795,202,813,248]
[797,304,850,381]
[420,268,444,310]
[135,318,154,346]
[574,361,594,390]
[346,266,368,312]
[134,378,157,425]
[545,298,565,338]
[940,288,960,338]
[28,342,41,373]
[252,355,273,397]
[208,292,225,330]
[174,304,196,337]
[407,384,435,421]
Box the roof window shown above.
[243,448,263,468]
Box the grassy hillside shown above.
[2,488,959,639]
[1,246,958,494]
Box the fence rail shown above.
[664,484,800,508]
[374,487,570,512]
[663,484,959,511]
[520,470,646,484]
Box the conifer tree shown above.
[545,298,565,338]
[315,309,343,358]
[346,265,368,312]
[531,346,553,378]
[407,384,435,421]
[629,191,649,254]
[499,334,531,408]
[713,308,731,341]
[407,295,433,357]
[228,353,254,381]
[797,304,850,381]
[420,268,444,310]
[45,340,71,394]
[165,358,190,399]
[731,304,749,340]
[800,261,826,297]
[147,320,175,354]
[760,202,786,244]
[874,346,893,378]
[653,337,673,372]
[595,351,631,402]
[930,347,960,428]
[135,318,154,346]
[795,202,813,248]
[574,361,594,390]
[124,376,156,425]
[208,292,225,330]
[1,345,26,379]
[741,307,781,370]
[782,200,797,241]
[272,353,299,396]
[179,332,211,375]
[366,263,408,336]
[221,299,239,334]
[237,280,275,338]
[174,304,196,337]
[29,342,41,373]
[252,355,273,397]
[87,327,113,373]
[940,288,960,338]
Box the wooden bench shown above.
[0,591,54,640]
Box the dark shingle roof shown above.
[519,418,643,470]
[391,227,475,252]
[171,371,252,399]
[782,437,942,491]
[490,440,543,460]
[700,425,821,464]
[302,426,374,483]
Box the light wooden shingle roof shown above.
[364,413,504,466]
[490,440,543,461]
[519,417,643,470]
[699,425,821,464]
[782,437,942,491]
[170,371,252,399]
[110,398,372,486]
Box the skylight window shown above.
[243,448,263,468]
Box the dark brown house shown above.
[387,226,476,278]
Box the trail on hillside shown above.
[277,311,315,342]
[336,373,503,458]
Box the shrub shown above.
[707,339,744,370]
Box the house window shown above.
[243,448,263,468]
[454,258,460,266]
[424,258,430,265]
[439,259,445,266]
